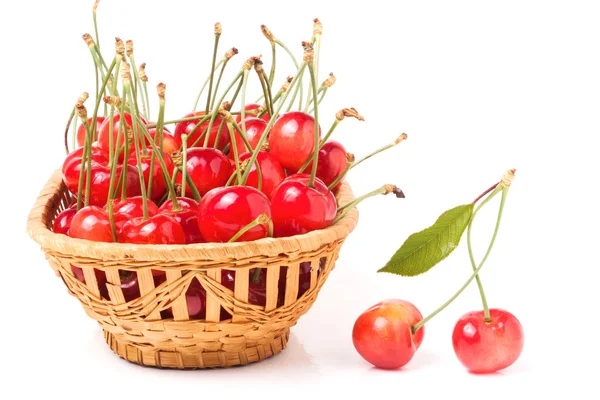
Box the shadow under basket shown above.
[27,170,358,369]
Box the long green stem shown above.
[148,90,166,197]
[275,39,303,109]
[307,64,320,188]
[297,118,340,174]
[468,186,502,322]
[351,134,407,171]
[202,71,243,147]
[308,87,328,114]
[205,28,221,114]
[210,59,230,111]
[64,108,76,154]
[93,1,101,50]
[334,184,403,224]
[327,155,354,191]
[412,188,509,332]
[181,134,188,197]
[227,123,243,184]
[269,42,276,86]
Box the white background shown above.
[1,0,599,398]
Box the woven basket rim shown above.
[27,169,359,262]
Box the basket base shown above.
[103,329,290,369]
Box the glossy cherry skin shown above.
[239,151,286,200]
[235,103,272,124]
[97,112,147,160]
[158,198,204,244]
[305,141,347,191]
[62,145,141,206]
[452,309,524,374]
[118,270,141,302]
[269,111,320,171]
[117,214,185,245]
[270,174,337,237]
[220,269,284,308]
[198,186,271,243]
[53,205,77,235]
[76,117,105,148]
[173,112,229,150]
[352,299,424,369]
[112,196,159,233]
[127,148,175,202]
[229,117,266,159]
[176,148,233,197]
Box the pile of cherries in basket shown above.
[52,22,406,319]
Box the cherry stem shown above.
[128,53,148,120]
[76,117,91,209]
[210,59,230,111]
[92,1,101,50]
[412,187,510,333]
[468,185,502,322]
[213,118,227,150]
[472,182,500,204]
[275,39,303,109]
[147,91,166,197]
[252,268,262,284]
[334,184,404,224]
[297,118,340,174]
[327,154,355,191]
[181,134,188,197]
[258,69,274,117]
[269,42,276,86]
[351,134,408,171]
[193,58,224,111]
[307,64,320,188]
[225,170,236,186]
[240,69,250,143]
[228,214,271,243]
[107,200,117,242]
[64,108,76,154]
[205,28,221,114]
[240,62,308,185]
[188,113,214,148]
[107,100,125,203]
[228,123,243,184]
[147,115,209,127]
[203,71,243,147]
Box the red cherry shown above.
[76,117,105,148]
[62,146,141,206]
[235,103,272,124]
[198,186,271,242]
[158,198,204,244]
[269,111,320,171]
[112,196,159,233]
[175,148,233,197]
[117,214,185,245]
[239,151,285,199]
[147,127,180,154]
[352,299,424,369]
[119,270,141,302]
[69,206,113,243]
[185,277,207,319]
[173,111,229,150]
[305,141,347,190]
[452,309,524,374]
[229,117,266,159]
[97,112,147,160]
[221,269,284,307]
[270,174,337,237]
[53,205,77,235]
[127,148,174,202]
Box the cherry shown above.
[76,116,105,148]
[452,309,524,374]
[221,269,284,307]
[235,103,271,124]
[119,270,141,302]
[185,277,207,319]
[229,117,266,159]
[175,148,233,197]
[158,198,204,244]
[69,205,113,243]
[112,196,159,233]
[117,214,185,245]
[127,147,175,202]
[198,186,271,243]
[239,151,285,199]
[62,145,141,206]
[269,111,320,171]
[97,112,147,160]
[270,174,337,237]
[53,204,77,235]
[68,206,112,297]
[352,299,424,369]
[305,141,347,190]
[173,111,229,150]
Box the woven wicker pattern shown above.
[27,170,358,369]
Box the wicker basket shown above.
[27,169,358,369]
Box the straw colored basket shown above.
[27,169,358,369]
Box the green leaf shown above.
[378,204,474,276]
